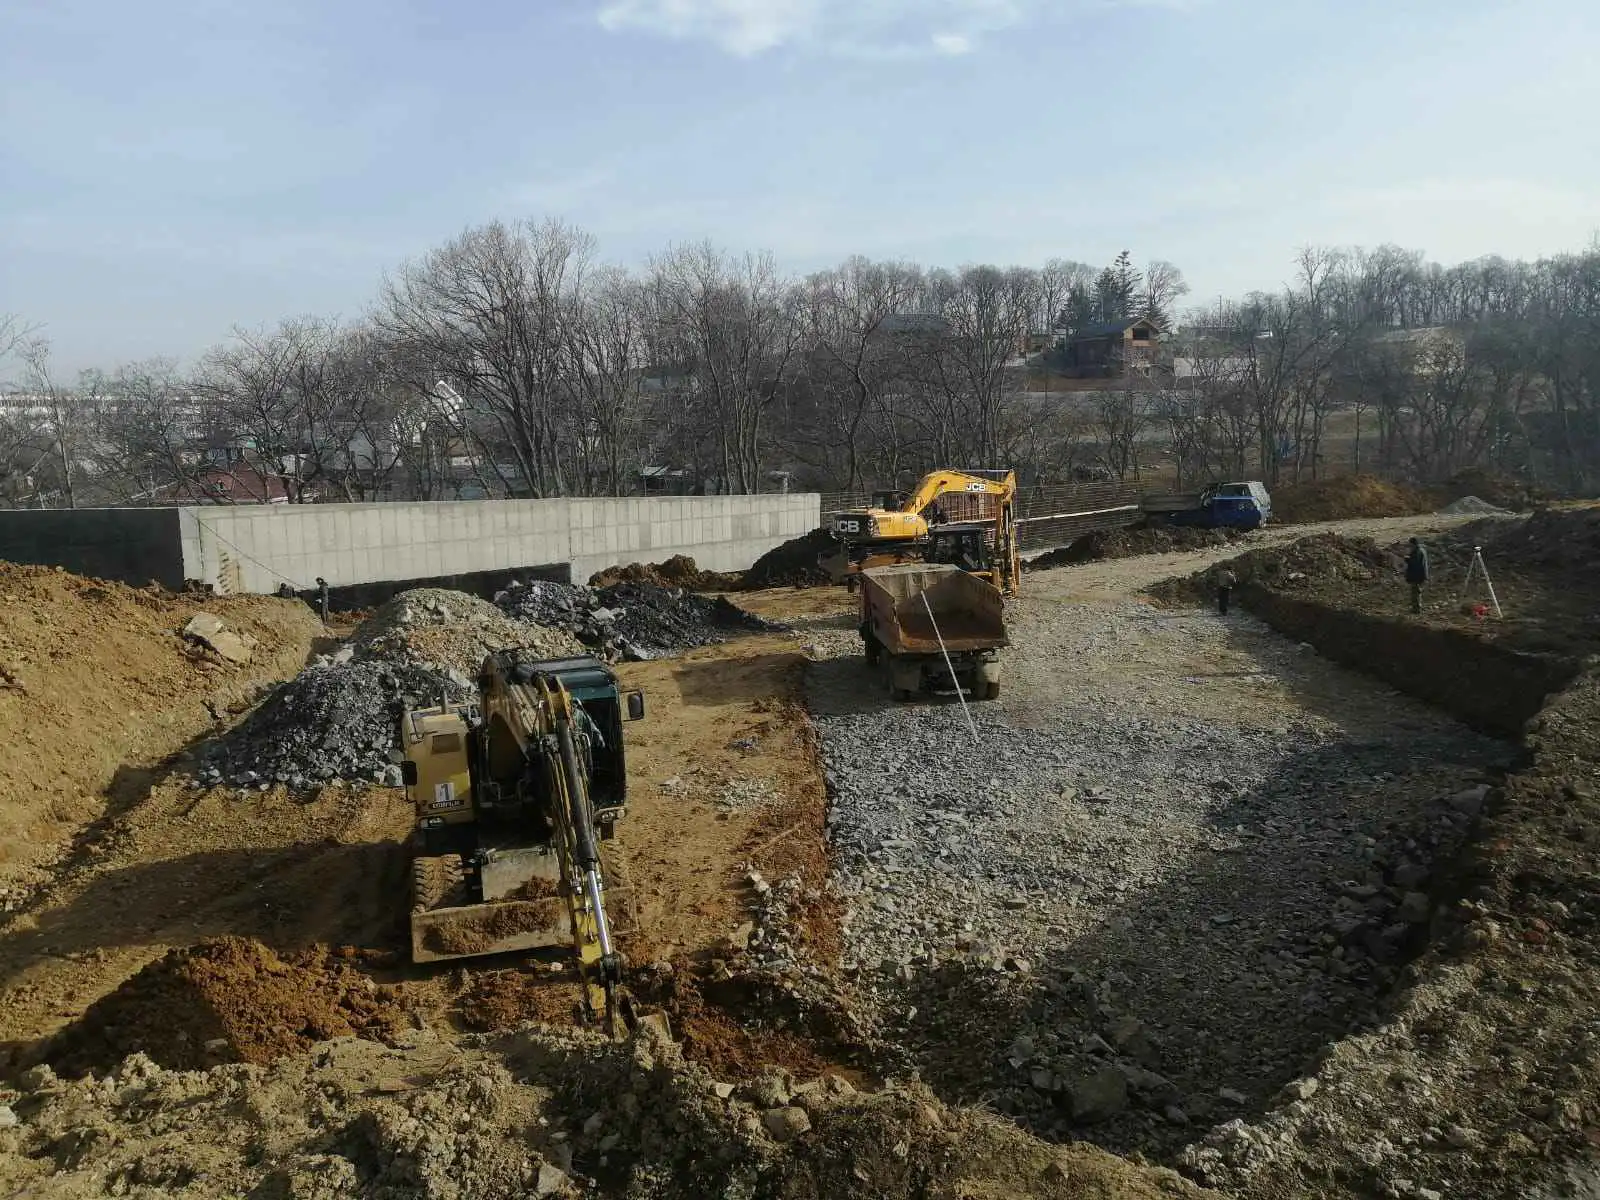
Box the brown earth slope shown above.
[0,565,320,893]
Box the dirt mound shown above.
[5,1024,1207,1199]
[45,937,413,1075]
[1440,466,1542,511]
[1272,474,1436,523]
[0,564,318,890]
[1148,533,1398,607]
[588,554,743,591]
[1032,524,1250,568]
[744,528,836,589]
[1473,506,1600,573]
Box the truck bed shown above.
[861,562,1007,656]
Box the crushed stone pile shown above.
[1437,494,1511,516]
[200,657,462,789]
[2,1023,1205,1199]
[1147,533,1398,607]
[350,587,583,684]
[588,554,742,591]
[1031,524,1250,568]
[45,937,413,1076]
[496,579,779,661]
[743,528,837,589]
[203,587,586,790]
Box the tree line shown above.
[3,224,1598,507]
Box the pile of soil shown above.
[1440,466,1543,511]
[3,1028,1203,1200]
[0,565,318,889]
[744,528,837,589]
[1148,533,1398,607]
[1032,524,1250,568]
[588,555,743,591]
[1272,474,1436,523]
[1467,505,1600,573]
[46,937,413,1075]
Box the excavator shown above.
[398,650,646,1035]
[821,468,1021,595]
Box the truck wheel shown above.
[982,681,1002,700]
[864,634,881,666]
[892,687,915,702]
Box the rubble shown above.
[182,612,259,664]
[743,527,837,589]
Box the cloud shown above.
[592,0,1031,57]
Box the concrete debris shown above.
[183,612,258,664]
[761,1105,813,1142]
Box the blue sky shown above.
[3,0,1597,372]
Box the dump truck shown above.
[859,562,1007,700]
[1141,480,1271,529]
[399,650,645,1033]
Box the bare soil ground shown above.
[0,565,321,896]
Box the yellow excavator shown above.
[399,650,645,1034]
[822,468,1021,595]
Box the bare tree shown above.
[378,219,594,497]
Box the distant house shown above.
[178,464,293,505]
[1056,317,1164,379]
[877,313,950,338]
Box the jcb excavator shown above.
[822,468,1021,595]
[399,650,646,1034]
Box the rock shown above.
[762,1106,812,1142]
[745,1074,792,1108]
[0,1105,16,1129]
[1280,1076,1319,1102]
[1003,897,1028,910]
[1398,891,1431,925]
[1218,1087,1247,1105]
[710,1081,736,1100]
[533,1161,571,1196]
[1448,785,1490,816]
[1163,1105,1189,1126]
[1068,1068,1129,1122]
[183,613,257,664]
[581,1112,604,1136]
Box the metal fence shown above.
[818,480,1142,553]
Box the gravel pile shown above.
[204,587,582,791]
[496,578,778,661]
[1437,495,1511,516]
[198,658,462,790]
[806,596,1508,1158]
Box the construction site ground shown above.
[1,510,1596,1197]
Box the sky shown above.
[2,0,1597,373]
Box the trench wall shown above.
[1240,586,1583,738]
[0,495,820,594]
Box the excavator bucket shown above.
[409,846,635,966]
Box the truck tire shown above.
[412,853,467,914]
[863,632,882,666]
[982,680,1001,700]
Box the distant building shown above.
[1056,317,1164,379]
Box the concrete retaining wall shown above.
[0,508,186,587]
[0,495,821,594]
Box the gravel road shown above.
[807,515,1515,1158]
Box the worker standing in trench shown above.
[1405,538,1430,614]
[1216,567,1237,616]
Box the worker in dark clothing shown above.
[1405,538,1429,614]
[1216,567,1237,616]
